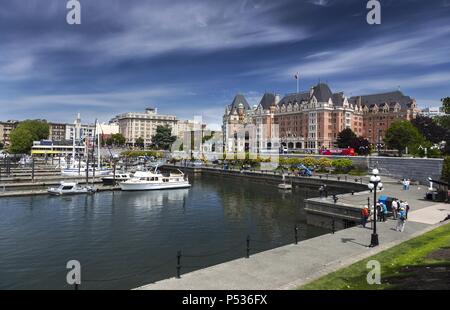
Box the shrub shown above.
[301,157,317,168]
[332,158,353,174]
[317,157,333,171]
[121,150,161,158]
[442,157,450,184]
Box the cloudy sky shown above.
[1,0,450,129]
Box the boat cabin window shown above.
[62,186,73,190]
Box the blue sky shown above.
[1,0,450,129]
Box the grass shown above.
[299,222,450,290]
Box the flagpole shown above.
[296,72,299,93]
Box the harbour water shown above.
[0,174,328,289]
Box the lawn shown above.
[300,222,450,290]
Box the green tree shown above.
[384,120,425,156]
[135,137,145,148]
[411,116,450,144]
[106,133,126,146]
[9,120,49,154]
[442,97,450,114]
[17,120,49,140]
[9,127,35,154]
[336,128,357,148]
[152,125,176,150]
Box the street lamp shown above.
[368,168,383,247]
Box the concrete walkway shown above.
[137,201,449,290]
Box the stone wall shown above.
[287,154,443,185]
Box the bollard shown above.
[332,219,336,234]
[337,176,341,181]
[294,225,298,245]
[246,235,250,258]
[176,250,182,279]
[351,190,354,195]
[345,175,347,182]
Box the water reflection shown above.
[0,174,326,289]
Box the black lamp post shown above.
[368,168,383,247]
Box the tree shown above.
[135,137,145,148]
[106,133,126,147]
[112,133,126,146]
[9,120,49,154]
[336,128,357,148]
[152,125,176,150]
[352,137,371,155]
[17,120,49,141]
[442,97,450,114]
[9,127,35,154]
[384,120,425,156]
[411,115,450,144]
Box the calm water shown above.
[0,174,327,290]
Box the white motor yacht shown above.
[119,168,190,191]
[47,182,97,196]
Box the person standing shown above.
[361,206,369,228]
[405,201,410,219]
[396,207,407,232]
[391,199,398,220]
[406,179,411,190]
[402,179,407,190]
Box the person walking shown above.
[405,201,410,219]
[376,203,382,222]
[406,179,411,190]
[391,199,398,220]
[381,202,388,222]
[361,206,369,228]
[396,206,407,232]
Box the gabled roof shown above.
[349,91,414,109]
[331,92,345,106]
[229,94,250,111]
[258,93,277,109]
[311,83,333,102]
[278,91,310,106]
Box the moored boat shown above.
[119,169,190,191]
[47,182,97,196]
[102,172,132,185]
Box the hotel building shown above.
[110,108,177,146]
[223,83,419,153]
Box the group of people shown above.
[360,199,410,232]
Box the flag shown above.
[294,73,299,80]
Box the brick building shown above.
[223,83,419,153]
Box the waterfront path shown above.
[137,186,449,290]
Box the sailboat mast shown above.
[97,120,101,170]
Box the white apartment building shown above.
[111,108,177,146]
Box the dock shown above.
[136,184,450,290]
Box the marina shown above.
[0,173,328,290]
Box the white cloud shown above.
[282,22,450,78]
[90,1,308,60]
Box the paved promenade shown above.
[137,185,449,290]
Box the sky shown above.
[1,0,450,130]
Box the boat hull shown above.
[119,182,191,191]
